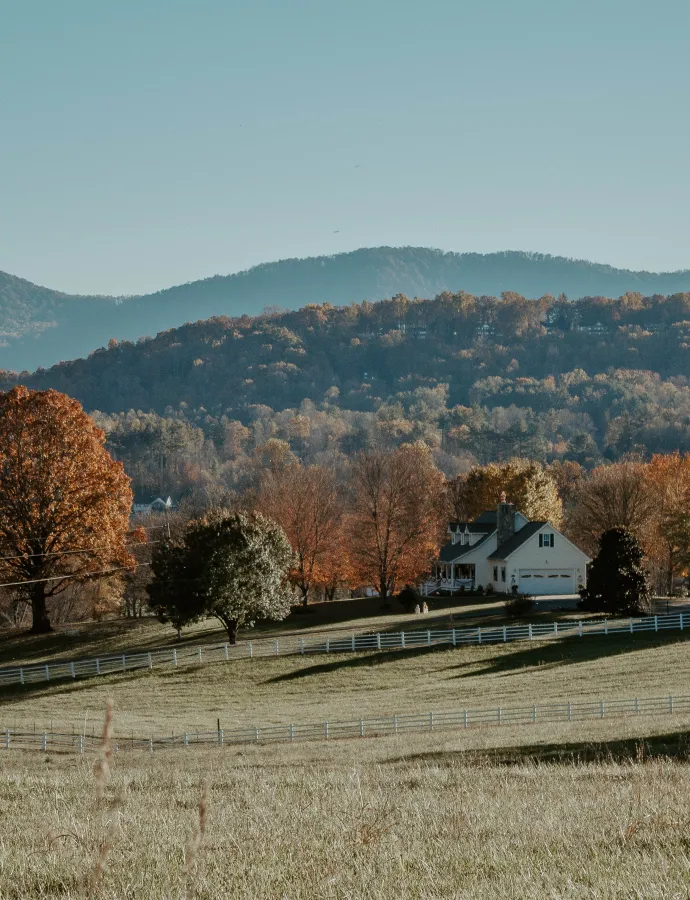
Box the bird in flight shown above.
[333,230,340,233]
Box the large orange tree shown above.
[348,443,446,601]
[0,387,134,633]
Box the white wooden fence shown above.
[0,611,687,689]
[2,693,688,754]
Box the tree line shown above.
[2,387,690,639]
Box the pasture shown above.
[2,611,690,897]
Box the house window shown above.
[493,565,498,582]
[539,533,555,548]
[501,567,506,583]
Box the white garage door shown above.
[518,569,575,595]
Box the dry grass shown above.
[3,631,690,739]
[2,720,690,898]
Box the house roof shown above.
[448,519,496,534]
[474,510,498,525]
[439,531,492,562]
[488,521,546,560]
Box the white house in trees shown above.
[426,495,590,595]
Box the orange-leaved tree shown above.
[644,453,690,595]
[255,463,342,604]
[0,387,134,633]
[348,444,446,602]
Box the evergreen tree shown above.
[580,528,651,615]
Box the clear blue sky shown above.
[1,0,689,295]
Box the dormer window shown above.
[539,533,555,548]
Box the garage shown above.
[518,569,576,595]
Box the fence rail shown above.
[0,612,687,689]
[3,693,689,754]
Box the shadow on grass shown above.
[265,645,446,683]
[386,728,690,766]
[448,631,690,680]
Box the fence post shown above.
[463,709,468,728]
[376,633,382,650]
[401,632,406,649]
[528,624,533,640]
[452,629,457,647]
[255,727,259,743]
[503,626,507,642]
[578,620,583,637]
[498,707,502,725]
[324,721,329,740]
[554,622,558,636]
[42,732,47,752]
[4,728,9,749]
[681,613,684,631]
[352,635,356,652]
[299,638,305,655]
[567,702,572,722]
[532,704,537,723]
[654,615,659,632]
[429,712,434,731]
[600,700,605,718]
[248,643,253,658]
[184,732,188,746]
[635,698,639,714]
[426,630,431,647]
[19,668,24,685]
[44,664,50,681]
[173,649,178,667]
[274,640,279,656]
[78,734,84,754]
[148,738,153,753]
[326,639,330,653]
[71,662,76,679]
[218,728,223,746]
[95,658,100,675]
[360,720,365,737]
[148,652,153,670]
[224,645,229,661]
[290,723,295,742]
[630,618,633,633]
[198,647,202,662]
[478,627,482,644]
[604,620,608,636]
[122,654,126,673]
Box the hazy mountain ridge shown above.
[2,247,690,372]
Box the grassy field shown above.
[2,719,690,899]
[2,604,690,897]
[0,594,587,669]
[3,629,690,738]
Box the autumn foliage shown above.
[348,444,446,601]
[0,387,134,632]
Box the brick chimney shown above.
[496,492,516,546]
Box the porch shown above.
[421,562,476,596]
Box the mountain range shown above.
[3,247,690,372]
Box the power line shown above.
[0,563,151,590]
[0,541,161,563]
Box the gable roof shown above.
[488,521,547,560]
[439,531,492,562]
[449,519,496,534]
[473,510,498,525]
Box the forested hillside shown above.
[4,288,690,504]
[3,247,690,371]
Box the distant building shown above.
[132,496,176,517]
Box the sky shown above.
[1,0,689,296]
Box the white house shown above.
[425,495,590,596]
[132,496,175,517]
